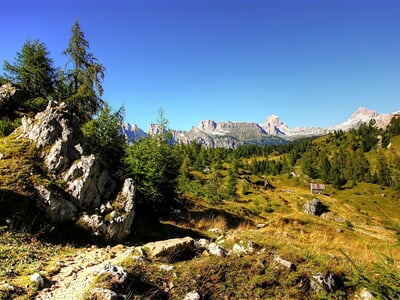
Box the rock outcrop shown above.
[17,101,136,242]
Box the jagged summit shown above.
[329,107,393,132]
[262,114,290,135]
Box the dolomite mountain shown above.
[124,107,397,148]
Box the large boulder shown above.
[143,237,195,261]
[303,198,327,216]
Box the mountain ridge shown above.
[124,107,398,148]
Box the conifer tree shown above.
[3,38,55,112]
[376,151,391,186]
[63,19,105,122]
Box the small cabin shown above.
[310,183,325,194]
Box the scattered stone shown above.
[358,288,376,299]
[195,238,209,249]
[143,237,195,261]
[30,272,44,289]
[0,283,15,292]
[159,264,175,272]
[207,243,226,257]
[247,240,263,254]
[274,255,296,271]
[98,263,127,284]
[336,228,344,233]
[208,228,223,235]
[256,223,266,229]
[311,272,339,293]
[183,291,201,300]
[89,288,118,300]
[320,212,330,219]
[232,243,247,255]
[334,215,347,223]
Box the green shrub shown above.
[0,118,20,137]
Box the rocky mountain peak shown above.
[198,120,217,134]
[349,107,378,121]
[263,114,290,135]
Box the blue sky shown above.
[1,0,400,131]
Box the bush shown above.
[0,118,20,137]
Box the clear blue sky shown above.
[1,0,400,131]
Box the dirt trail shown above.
[36,245,134,300]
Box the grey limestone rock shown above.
[183,291,201,300]
[303,198,327,216]
[98,263,127,284]
[274,255,296,271]
[311,272,340,293]
[15,101,137,242]
[64,154,110,208]
[143,237,195,261]
[34,184,78,222]
[207,242,226,257]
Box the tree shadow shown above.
[187,207,252,230]
[131,203,208,245]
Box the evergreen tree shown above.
[359,120,378,152]
[81,104,126,175]
[392,155,400,190]
[376,151,391,186]
[319,153,331,182]
[63,19,105,122]
[226,157,238,199]
[301,147,319,179]
[126,135,181,205]
[3,38,55,112]
[382,115,400,147]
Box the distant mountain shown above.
[261,107,395,139]
[122,123,146,144]
[122,107,398,148]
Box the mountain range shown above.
[123,107,398,148]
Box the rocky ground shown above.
[36,245,134,300]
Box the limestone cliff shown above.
[17,101,135,242]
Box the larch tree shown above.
[63,19,105,122]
